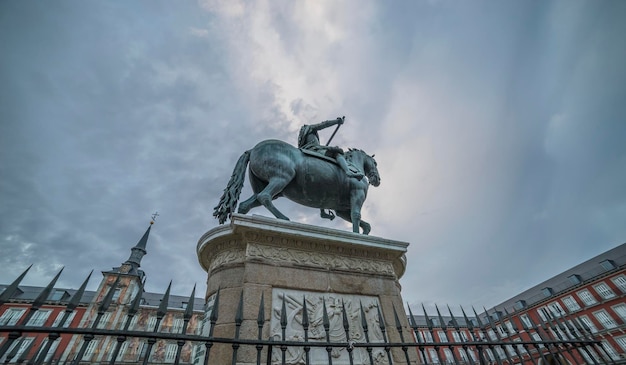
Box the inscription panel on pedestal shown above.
[270,288,389,365]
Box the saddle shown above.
[299,148,362,175]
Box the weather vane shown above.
[150,211,159,224]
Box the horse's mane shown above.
[345,148,372,162]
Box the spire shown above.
[105,213,157,279]
[124,223,151,267]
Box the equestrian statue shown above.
[213,117,380,234]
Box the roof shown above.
[0,285,205,312]
[485,241,626,315]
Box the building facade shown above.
[0,223,205,364]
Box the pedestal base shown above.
[196,214,413,365]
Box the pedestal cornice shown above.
[197,214,409,279]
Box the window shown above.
[96,312,111,329]
[547,302,564,317]
[437,330,448,342]
[561,296,581,312]
[577,289,597,306]
[487,329,497,341]
[165,343,178,363]
[0,308,26,326]
[519,314,532,329]
[52,311,76,328]
[428,349,439,363]
[612,303,626,321]
[172,318,184,334]
[593,310,617,330]
[49,290,66,301]
[593,282,616,300]
[26,310,51,326]
[108,341,128,362]
[578,316,598,333]
[466,349,477,362]
[5,337,34,362]
[181,302,188,310]
[537,306,548,322]
[531,332,545,348]
[147,316,158,331]
[443,348,454,364]
[600,259,616,270]
[541,287,553,297]
[112,288,122,302]
[615,336,626,352]
[601,341,620,361]
[611,275,626,293]
[35,338,59,363]
[421,330,433,343]
[496,325,507,337]
[514,338,528,354]
[568,274,582,285]
[505,320,515,333]
[82,339,99,361]
[136,342,146,361]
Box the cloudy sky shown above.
[1,1,625,313]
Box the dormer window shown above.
[542,287,553,297]
[568,274,582,285]
[600,260,616,271]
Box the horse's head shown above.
[364,154,380,187]
[347,149,380,187]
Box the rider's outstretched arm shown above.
[309,117,343,132]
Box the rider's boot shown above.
[337,155,364,180]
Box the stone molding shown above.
[198,214,409,279]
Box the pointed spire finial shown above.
[150,211,159,225]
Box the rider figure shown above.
[298,117,364,180]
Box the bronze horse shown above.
[214,139,380,234]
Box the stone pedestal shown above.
[196,214,413,365]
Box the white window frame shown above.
[519,314,532,329]
[51,311,76,328]
[561,296,581,313]
[578,315,598,333]
[437,330,448,342]
[108,341,129,361]
[6,337,34,363]
[428,348,440,363]
[172,318,184,333]
[611,303,626,321]
[443,348,454,364]
[536,306,548,322]
[26,309,52,327]
[615,336,626,352]
[593,282,616,300]
[547,301,564,317]
[96,311,111,329]
[577,289,597,306]
[82,339,98,361]
[0,308,26,326]
[601,341,620,361]
[147,316,158,331]
[164,343,178,363]
[35,338,59,363]
[611,275,626,294]
[593,310,617,330]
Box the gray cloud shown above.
[1,1,625,309]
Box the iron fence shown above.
[0,269,616,365]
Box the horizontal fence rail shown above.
[0,269,615,364]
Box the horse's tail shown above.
[213,150,251,224]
